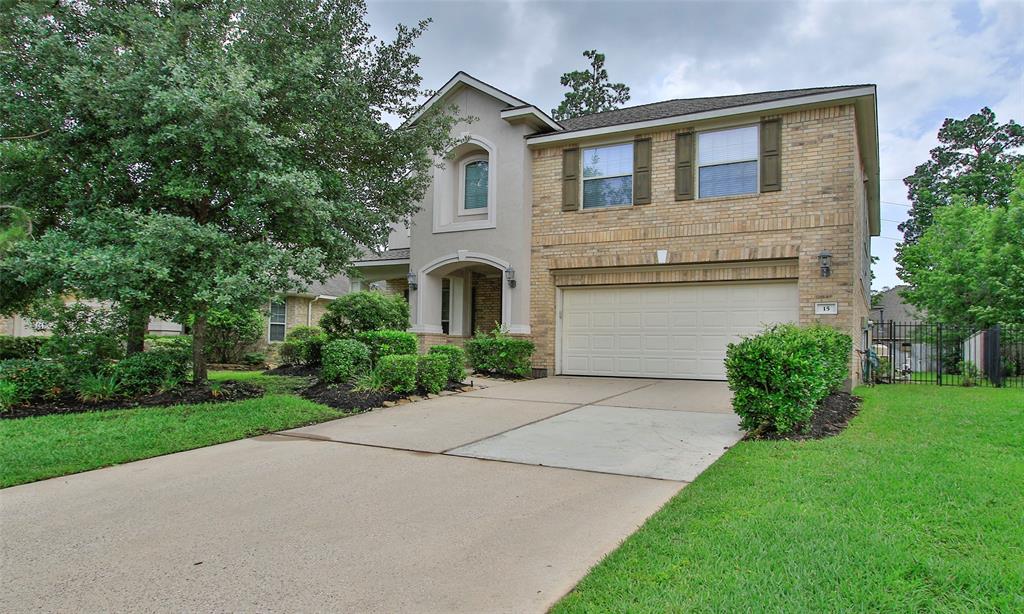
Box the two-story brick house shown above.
[353,73,879,383]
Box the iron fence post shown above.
[937,323,942,386]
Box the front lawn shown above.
[207,369,312,394]
[1,372,348,488]
[554,386,1024,613]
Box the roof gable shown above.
[406,72,527,126]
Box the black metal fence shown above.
[865,321,1024,388]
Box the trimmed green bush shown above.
[0,359,69,404]
[146,335,192,351]
[0,336,47,360]
[428,344,467,382]
[320,291,409,338]
[202,308,264,363]
[417,354,449,394]
[465,328,535,379]
[280,326,327,366]
[116,348,191,396]
[374,354,418,394]
[241,352,266,366]
[725,324,852,435]
[321,339,371,384]
[356,330,417,364]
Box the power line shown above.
[882,200,911,207]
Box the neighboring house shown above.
[349,72,882,382]
[870,285,923,323]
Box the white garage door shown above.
[559,282,799,380]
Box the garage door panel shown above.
[561,282,798,380]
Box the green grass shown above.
[554,386,1024,613]
[1,370,343,488]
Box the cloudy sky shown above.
[366,0,1023,290]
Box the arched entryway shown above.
[410,251,513,337]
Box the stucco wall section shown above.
[530,104,869,381]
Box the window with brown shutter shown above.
[633,137,652,205]
[562,147,579,211]
[760,119,781,192]
[675,132,694,201]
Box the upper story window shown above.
[458,154,489,215]
[582,142,633,209]
[268,299,286,342]
[697,125,758,198]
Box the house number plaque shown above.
[814,302,839,315]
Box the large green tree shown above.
[898,107,1023,246]
[1,0,458,380]
[551,49,630,122]
[898,169,1024,328]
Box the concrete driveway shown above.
[0,377,741,613]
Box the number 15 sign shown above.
[815,302,839,315]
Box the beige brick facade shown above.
[470,273,502,334]
[530,104,871,382]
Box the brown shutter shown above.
[760,119,781,192]
[633,137,652,205]
[675,132,694,201]
[562,147,579,211]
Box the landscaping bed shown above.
[264,364,319,377]
[1,380,264,420]
[300,378,471,412]
[748,391,861,441]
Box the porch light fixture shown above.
[505,267,516,288]
[406,272,418,291]
[818,250,832,278]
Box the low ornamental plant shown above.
[321,339,371,384]
[0,380,20,411]
[428,344,466,382]
[356,330,417,364]
[725,324,852,436]
[115,348,191,397]
[279,326,327,366]
[0,359,69,405]
[319,291,409,338]
[76,372,121,403]
[0,336,47,360]
[417,354,448,394]
[464,328,535,379]
[373,354,418,394]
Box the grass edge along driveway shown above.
[0,372,346,488]
[553,385,1024,613]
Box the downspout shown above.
[308,295,331,326]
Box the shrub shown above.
[0,359,69,404]
[0,336,47,360]
[465,328,535,379]
[428,345,466,382]
[356,330,417,364]
[241,352,266,366]
[203,308,264,363]
[77,372,121,403]
[116,348,191,396]
[320,291,409,338]
[146,335,192,351]
[0,381,17,411]
[417,354,449,394]
[373,354,418,394]
[321,339,371,384]
[37,303,125,375]
[279,326,327,366]
[725,324,852,435]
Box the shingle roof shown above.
[556,85,873,133]
[353,247,410,263]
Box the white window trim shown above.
[695,124,760,200]
[580,141,634,210]
[432,133,498,234]
[268,298,287,343]
[457,154,490,216]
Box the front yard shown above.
[0,371,348,488]
[554,385,1024,613]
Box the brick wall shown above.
[530,104,868,381]
[384,278,409,296]
[471,273,502,334]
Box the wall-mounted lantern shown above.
[818,250,833,278]
[505,267,517,288]
[406,272,418,291]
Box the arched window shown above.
[459,154,489,214]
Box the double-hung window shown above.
[582,143,632,209]
[459,155,489,214]
[269,299,286,342]
[697,126,758,198]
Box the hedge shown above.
[417,354,449,394]
[279,326,327,366]
[428,344,466,382]
[321,339,371,384]
[320,291,409,338]
[356,330,417,364]
[0,359,69,405]
[116,348,191,396]
[0,336,47,360]
[374,354,418,394]
[724,324,852,435]
[465,329,535,379]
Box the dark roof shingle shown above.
[354,247,410,263]
[557,85,873,133]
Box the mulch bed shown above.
[750,392,862,441]
[264,364,319,377]
[300,381,404,412]
[2,381,265,420]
